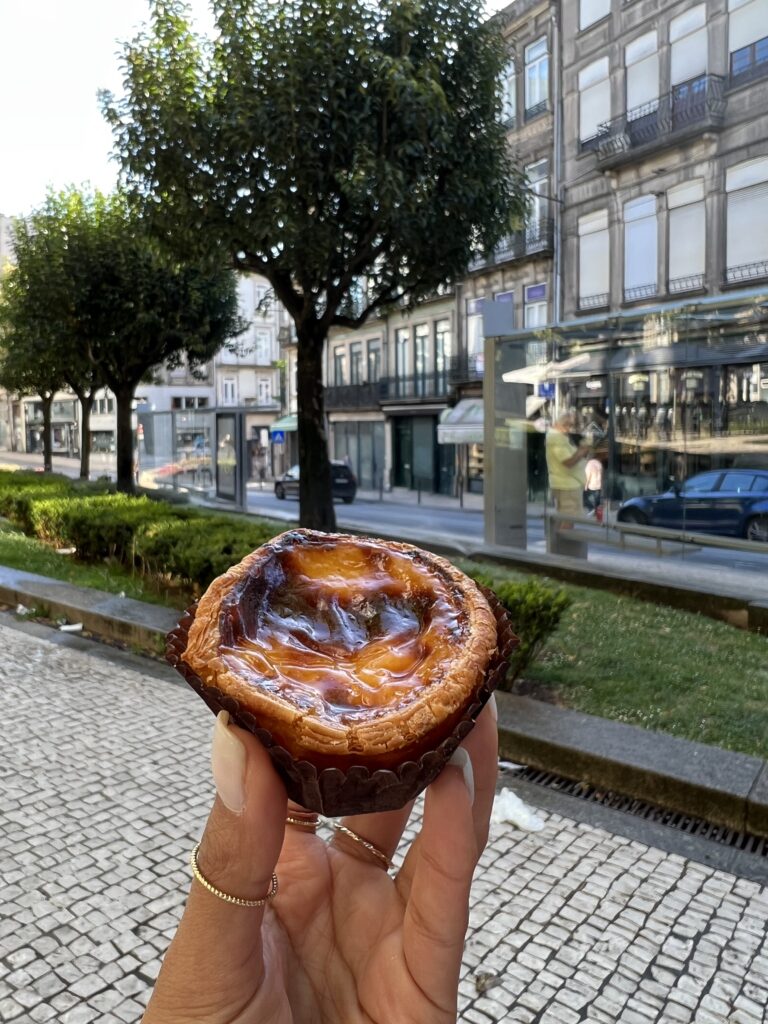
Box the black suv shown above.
[274,461,357,503]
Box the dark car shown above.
[274,461,357,503]
[617,469,768,542]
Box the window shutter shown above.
[580,0,610,30]
[626,34,659,111]
[579,58,610,140]
[727,184,768,269]
[669,202,706,281]
[670,6,708,85]
[578,212,610,301]
[729,0,768,51]
[624,198,658,292]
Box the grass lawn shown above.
[0,520,179,607]
[458,558,768,761]
[0,514,765,761]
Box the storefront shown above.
[331,419,385,491]
[437,398,483,495]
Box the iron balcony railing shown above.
[593,74,726,169]
[725,260,768,286]
[578,293,610,312]
[379,371,453,402]
[669,273,705,295]
[324,382,384,411]
[469,217,554,271]
[623,283,658,303]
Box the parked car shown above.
[616,469,768,542]
[274,461,357,503]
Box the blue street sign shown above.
[271,430,285,443]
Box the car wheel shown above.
[745,516,768,543]
[620,508,648,526]
[342,496,354,504]
[275,483,285,500]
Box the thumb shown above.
[147,711,287,1020]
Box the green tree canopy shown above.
[103,0,526,527]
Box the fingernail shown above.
[488,693,498,722]
[448,747,475,804]
[211,711,246,814]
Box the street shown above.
[1,616,766,1023]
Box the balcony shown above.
[379,371,452,404]
[324,382,384,411]
[448,353,484,385]
[725,259,768,287]
[469,218,554,272]
[594,75,726,170]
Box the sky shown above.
[0,0,514,218]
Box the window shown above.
[668,180,706,292]
[578,210,610,309]
[435,319,451,387]
[367,338,382,382]
[414,324,429,394]
[626,31,659,115]
[670,5,707,87]
[728,0,768,84]
[524,284,548,328]
[624,196,658,301]
[253,283,271,316]
[579,58,610,146]
[682,472,721,493]
[255,329,272,365]
[726,157,768,282]
[466,298,485,373]
[395,328,410,378]
[500,59,516,125]
[525,159,549,235]
[580,0,610,31]
[350,342,363,385]
[222,378,237,406]
[525,38,549,117]
[333,346,347,386]
[720,471,756,492]
[257,378,272,405]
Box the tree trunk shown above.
[78,391,94,480]
[41,394,53,473]
[115,385,136,494]
[296,325,336,531]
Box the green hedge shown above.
[135,515,279,590]
[467,569,571,692]
[30,494,183,564]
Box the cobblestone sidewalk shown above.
[1,621,766,1023]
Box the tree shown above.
[69,191,243,493]
[0,218,72,473]
[103,0,526,529]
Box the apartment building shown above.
[541,0,768,500]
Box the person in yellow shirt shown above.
[546,411,592,522]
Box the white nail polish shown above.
[488,693,498,722]
[211,711,246,814]
[448,747,475,804]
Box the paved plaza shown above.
[1,617,766,1024]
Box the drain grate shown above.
[509,765,768,857]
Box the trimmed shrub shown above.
[30,494,181,565]
[0,473,75,532]
[467,569,571,692]
[135,516,279,590]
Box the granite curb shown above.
[1,562,766,840]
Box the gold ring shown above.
[190,843,278,907]
[332,823,391,870]
[286,813,319,831]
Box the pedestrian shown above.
[140,703,498,1024]
[546,411,592,526]
[583,455,603,516]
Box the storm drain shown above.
[508,765,768,857]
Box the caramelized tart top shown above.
[182,530,497,764]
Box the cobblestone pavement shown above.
[1,620,767,1024]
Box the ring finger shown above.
[335,801,414,868]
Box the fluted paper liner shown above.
[166,586,518,816]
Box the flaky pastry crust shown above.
[182,529,498,770]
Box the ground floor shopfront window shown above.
[332,420,385,491]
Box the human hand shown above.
[142,699,499,1024]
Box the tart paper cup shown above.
[166,587,519,816]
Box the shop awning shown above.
[502,353,595,384]
[609,341,768,371]
[269,414,298,433]
[437,399,484,445]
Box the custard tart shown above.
[167,529,516,814]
